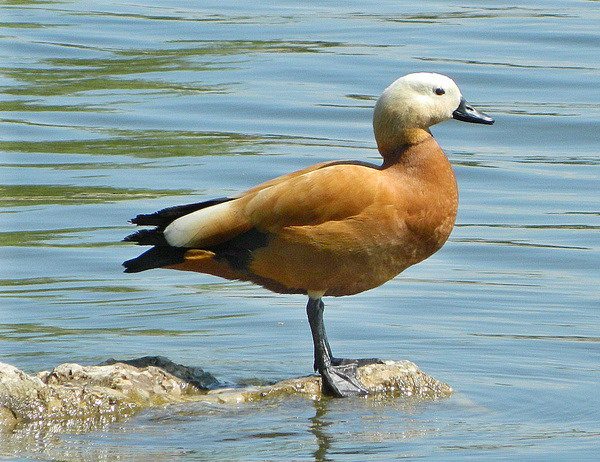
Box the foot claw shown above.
[319,358,384,397]
[321,363,368,397]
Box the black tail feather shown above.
[123,246,188,273]
[123,228,169,246]
[131,197,232,228]
[123,196,245,273]
[123,197,234,270]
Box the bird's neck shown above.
[379,128,433,167]
[379,133,457,204]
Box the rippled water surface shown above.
[1,0,599,460]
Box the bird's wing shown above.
[242,162,383,232]
[163,162,383,247]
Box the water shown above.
[1,0,599,460]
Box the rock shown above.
[99,356,220,390]
[204,360,452,404]
[357,360,450,397]
[0,357,451,432]
[1,357,217,432]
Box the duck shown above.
[123,72,494,397]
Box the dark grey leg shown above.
[306,297,381,397]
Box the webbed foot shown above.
[320,358,384,397]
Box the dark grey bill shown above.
[452,97,494,125]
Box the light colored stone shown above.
[1,357,451,432]
[202,360,452,404]
[357,360,451,398]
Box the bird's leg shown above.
[306,297,380,397]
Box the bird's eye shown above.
[434,88,445,96]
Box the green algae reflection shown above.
[0,40,344,98]
[0,323,209,341]
[0,130,264,158]
[0,184,193,207]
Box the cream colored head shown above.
[373,73,466,154]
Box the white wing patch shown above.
[163,200,240,247]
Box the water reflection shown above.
[452,237,589,251]
[0,413,130,461]
[306,395,452,460]
[416,56,597,71]
[0,322,210,341]
[0,129,368,158]
[1,39,347,98]
[353,6,570,24]
[0,130,264,158]
[309,399,334,462]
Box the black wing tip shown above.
[123,229,169,246]
[122,246,188,273]
[122,258,142,273]
[128,197,234,228]
[122,233,137,243]
[129,214,157,226]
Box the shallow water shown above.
[1,0,599,460]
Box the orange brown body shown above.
[123,72,493,397]
[164,135,457,296]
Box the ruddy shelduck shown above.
[124,73,494,397]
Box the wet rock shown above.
[357,360,450,397]
[1,357,451,432]
[99,356,220,390]
[204,360,452,404]
[1,357,217,431]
